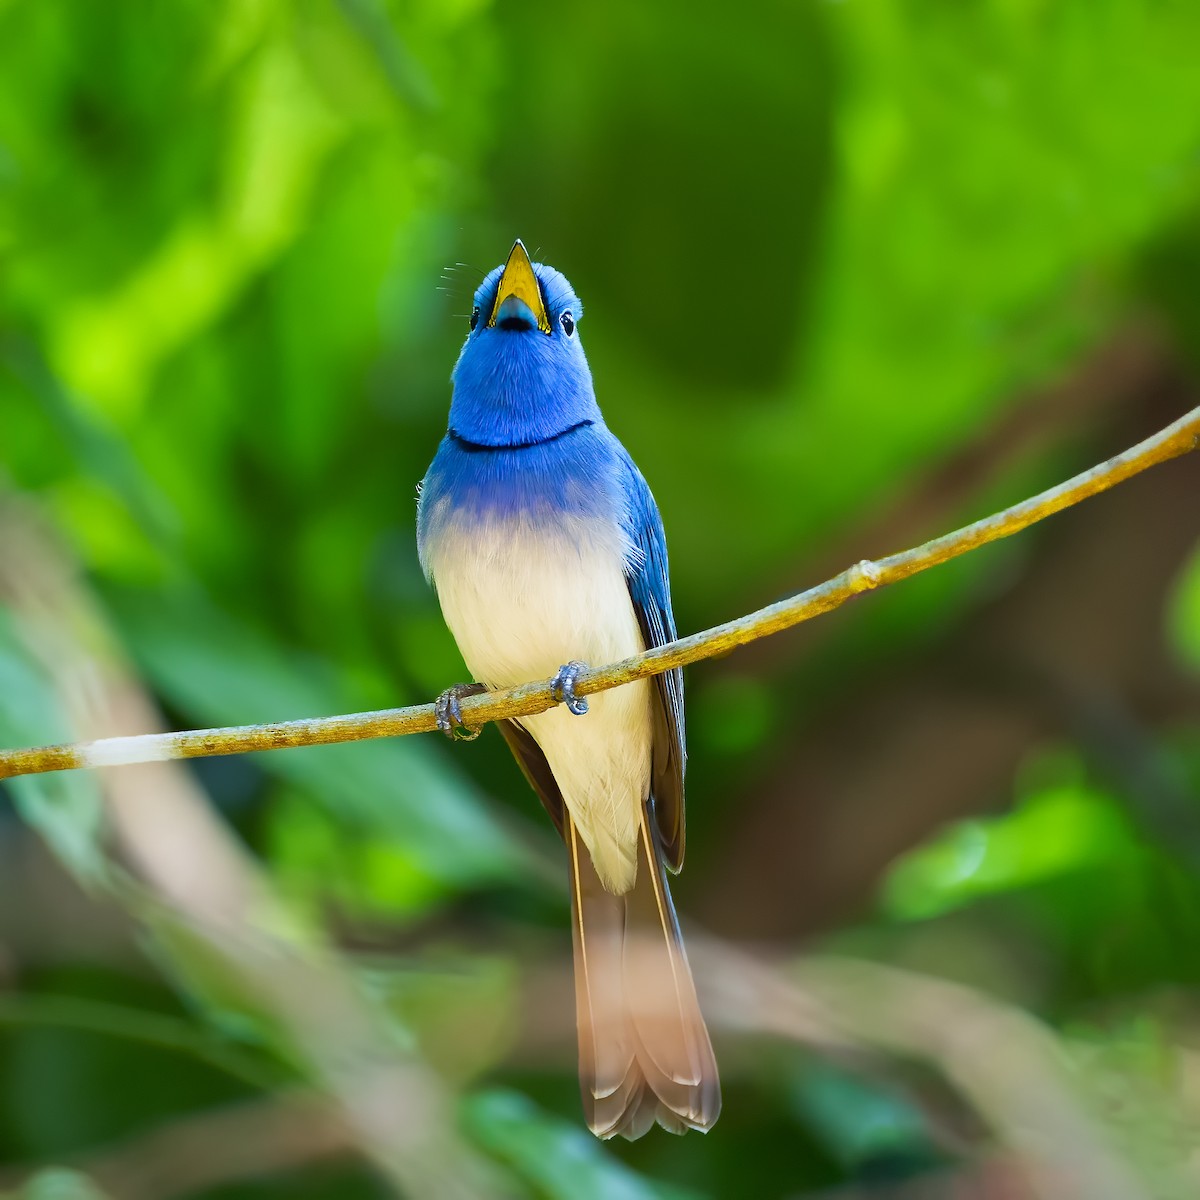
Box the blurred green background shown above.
[2,0,1200,1196]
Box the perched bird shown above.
[417,241,720,1139]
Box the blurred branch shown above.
[801,1157,1051,1200]
[0,994,285,1092]
[0,512,502,1200]
[1,405,1197,780]
[695,944,1152,1200]
[0,1091,352,1200]
[478,937,1162,1196]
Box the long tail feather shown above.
[567,809,721,1140]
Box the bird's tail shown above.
[566,806,721,1140]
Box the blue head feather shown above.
[447,255,601,447]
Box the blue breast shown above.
[417,422,630,570]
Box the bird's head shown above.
[447,240,601,447]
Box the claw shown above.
[435,683,486,741]
[551,661,590,716]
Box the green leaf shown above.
[789,1059,936,1170]
[5,1170,112,1200]
[463,1090,702,1200]
[883,754,1136,920]
[1167,540,1200,672]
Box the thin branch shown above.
[2,407,1197,780]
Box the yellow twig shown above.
[2,407,1197,780]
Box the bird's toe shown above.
[434,683,486,740]
[551,661,590,716]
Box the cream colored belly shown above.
[426,511,651,892]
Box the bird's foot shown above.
[551,661,590,716]
[434,682,487,741]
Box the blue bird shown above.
[417,241,720,1139]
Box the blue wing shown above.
[620,452,687,873]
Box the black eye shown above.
[468,306,480,331]
[560,310,575,337]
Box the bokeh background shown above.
[2,1,1200,1197]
